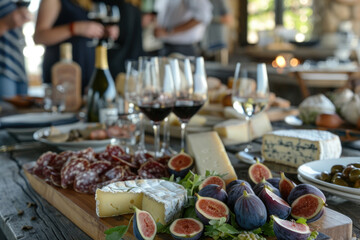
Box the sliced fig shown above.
[266,177,281,189]
[248,159,272,184]
[168,152,194,178]
[253,178,280,197]
[198,184,228,203]
[133,207,157,240]
[195,194,229,225]
[169,218,204,240]
[225,179,251,192]
[258,186,291,219]
[291,194,325,221]
[272,215,311,240]
[234,190,267,230]
[227,182,254,211]
[199,176,226,190]
[287,184,326,205]
[279,172,296,201]
[307,207,325,223]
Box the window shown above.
[246,0,314,44]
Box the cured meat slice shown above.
[61,158,89,189]
[73,171,100,193]
[134,152,154,166]
[34,152,57,178]
[138,160,169,179]
[76,148,96,162]
[89,160,112,175]
[104,166,125,181]
[111,155,137,168]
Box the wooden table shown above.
[0,126,359,239]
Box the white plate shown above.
[297,174,360,202]
[284,115,303,126]
[33,122,112,152]
[1,112,78,141]
[298,157,360,195]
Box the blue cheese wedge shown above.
[262,129,342,167]
[95,179,187,224]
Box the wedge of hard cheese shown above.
[95,179,187,224]
[214,112,272,143]
[262,129,342,167]
[187,131,237,184]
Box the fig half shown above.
[199,175,226,190]
[248,160,272,184]
[272,215,311,240]
[169,218,204,240]
[259,186,291,219]
[195,194,229,225]
[133,207,157,240]
[168,152,194,178]
[279,172,296,201]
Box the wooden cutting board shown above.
[23,163,352,240]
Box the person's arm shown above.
[0,7,31,36]
[34,0,104,46]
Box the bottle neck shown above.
[60,43,73,62]
[95,45,109,70]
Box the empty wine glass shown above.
[232,63,270,154]
[137,58,175,159]
[171,57,208,151]
[124,59,147,157]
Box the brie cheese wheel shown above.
[262,129,342,167]
[95,179,187,224]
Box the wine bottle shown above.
[86,44,117,122]
[51,42,82,112]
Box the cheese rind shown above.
[95,179,187,224]
[261,129,342,167]
[187,131,237,184]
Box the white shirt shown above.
[154,0,213,45]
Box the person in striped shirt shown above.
[0,0,31,98]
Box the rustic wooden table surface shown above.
[0,122,359,240]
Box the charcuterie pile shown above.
[30,145,170,194]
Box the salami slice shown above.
[89,160,112,175]
[111,155,137,168]
[138,160,169,179]
[34,152,57,178]
[60,158,89,189]
[134,152,154,166]
[73,171,100,193]
[76,148,96,163]
[104,166,125,180]
[48,151,75,171]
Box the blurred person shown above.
[201,0,233,63]
[34,0,119,93]
[154,0,212,56]
[0,1,31,98]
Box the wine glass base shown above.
[236,151,264,165]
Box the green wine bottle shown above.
[86,45,117,122]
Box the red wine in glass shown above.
[172,100,204,122]
[138,103,173,123]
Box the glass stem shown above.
[153,123,160,159]
[138,113,146,151]
[245,116,252,152]
[162,117,170,150]
[180,122,187,152]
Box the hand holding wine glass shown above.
[137,58,175,159]
[171,57,208,151]
[232,63,269,154]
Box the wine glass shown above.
[88,2,107,46]
[232,63,269,155]
[104,5,120,48]
[171,57,208,152]
[137,58,175,159]
[124,59,148,157]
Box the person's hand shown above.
[154,27,168,38]
[106,25,119,40]
[3,7,31,30]
[73,21,104,38]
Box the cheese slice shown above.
[187,131,237,184]
[168,112,207,126]
[95,179,187,224]
[262,129,342,167]
[214,112,272,143]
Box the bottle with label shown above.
[51,43,82,112]
[86,44,117,122]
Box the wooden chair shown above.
[293,70,355,98]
